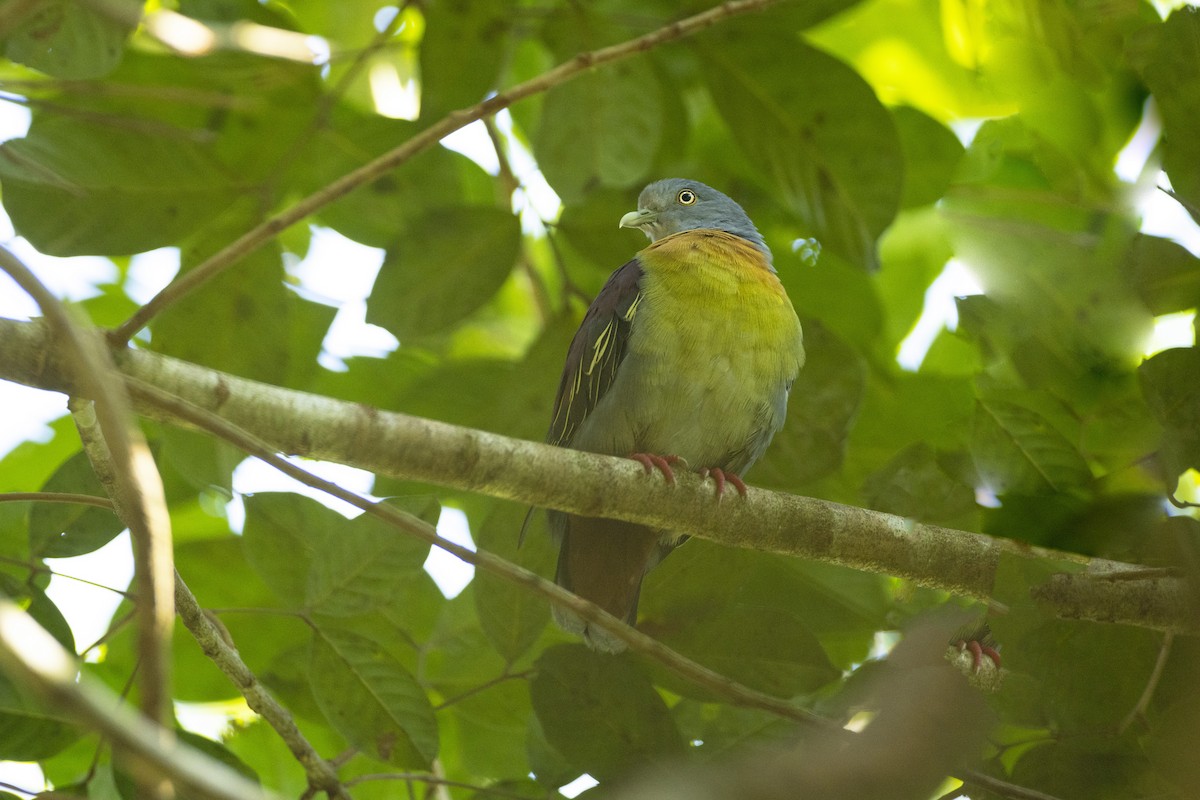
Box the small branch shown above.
[1119,630,1175,734]
[110,0,787,343]
[0,491,115,510]
[172,571,352,800]
[0,249,175,745]
[0,599,280,800]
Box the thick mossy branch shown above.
[0,315,1193,634]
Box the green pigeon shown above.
[544,179,805,652]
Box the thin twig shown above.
[0,248,175,743]
[126,375,835,731]
[1119,630,1175,734]
[110,0,787,343]
[0,491,115,509]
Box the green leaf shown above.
[3,0,137,79]
[699,26,902,268]
[25,583,75,654]
[971,397,1094,495]
[368,206,521,340]
[28,450,122,559]
[530,644,684,780]
[419,0,510,120]
[1139,347,1200,433]
[309,624,439,767]
[306,499,437,617]
[0,116,238,256]
[242,493,434,615]
[534,58,665,204]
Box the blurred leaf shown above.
[534,58,665,204]
[699,25,903,268]
[1138,346,1200,476]
[28,450,122,559]
[3,0,136,79]
[892,105,965,209]
[971,397,1094,496]
[530,644,684,780]
[419,0,510,120]
[310,624,439,767]
[368,206,521,340]
[0,674,80,761]
[0,116,238,256]
[863,442,977,523]
[1126,234,1200,316]
[1128,9,1200,219]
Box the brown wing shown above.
[547,258,644,447]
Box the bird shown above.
[542,178,805,652]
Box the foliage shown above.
[0,0,1199,798]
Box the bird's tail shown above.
[553,515,662,653]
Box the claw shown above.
[629,453,683,486]
[700,467,748,500]
[957,638,1002,672]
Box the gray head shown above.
[618,178,771,263]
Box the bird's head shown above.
[619,178,771,262]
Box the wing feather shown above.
[547,259,643,447]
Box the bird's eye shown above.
[677,189,697,205]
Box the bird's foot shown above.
[952,633,1002,672]
[629,453,686,486]
[699,467,747,500]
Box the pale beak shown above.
[619,209,657,229]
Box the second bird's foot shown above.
[629,453,686,485]
[699,467,747,499]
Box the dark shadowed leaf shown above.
[1126,235,1200,316]
[531,645,684,780]
[419,0,511,120]
[892,105,965,209]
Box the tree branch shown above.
[0,251,175,748]
[109,0,787,343]
[0,599,280,800]
[0,314,1193,634]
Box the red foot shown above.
[630,453,685,486]
[956,638,1002,671]
[699,467,748,499]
